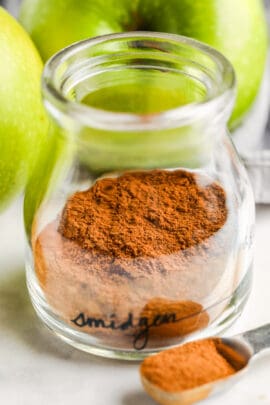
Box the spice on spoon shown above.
[140,338,245,404]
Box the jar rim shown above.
[42,31,236,131]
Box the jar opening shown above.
[43,32,236,131]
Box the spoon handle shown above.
[239,324,270,355]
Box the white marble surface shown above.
[1,199,270,405]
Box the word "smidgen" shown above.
[71,311,190,350]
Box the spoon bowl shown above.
[141,368,245,405]
[141,324,270,405]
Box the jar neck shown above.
[43,32,236,134]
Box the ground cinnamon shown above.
[58,169,227,257]
[138,298,209,340]
[140,338,242,392]
[34,169,232,349]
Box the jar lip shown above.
[42,31,236,131]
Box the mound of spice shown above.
[136,298,209,349]
[58,169,227,257]
[34,169,232,349]
[140,338,245,403]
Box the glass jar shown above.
[24,32,254,360]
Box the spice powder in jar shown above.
[34,169,232,350]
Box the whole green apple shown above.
[0,7,48,210]
[19,0,267,128]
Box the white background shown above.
[0,200,270,405]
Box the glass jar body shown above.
[24,33,254,359]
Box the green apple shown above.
[0,7,49,210]
[78,78,211,173]
[19,0,268,128]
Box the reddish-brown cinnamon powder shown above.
[58,170,227,258]
[140,338,242,392]
[34,169,230,349]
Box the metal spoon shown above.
[141,324,270,405]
